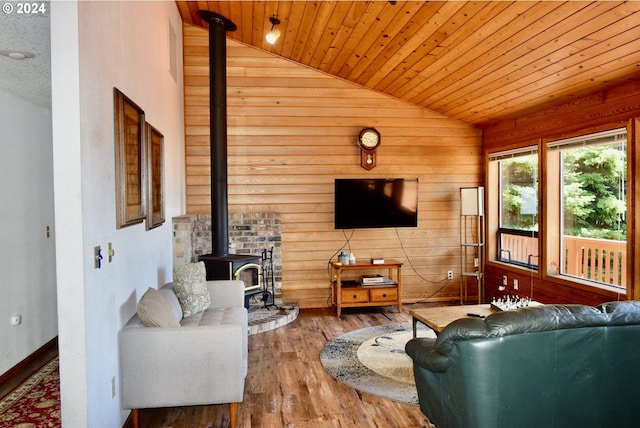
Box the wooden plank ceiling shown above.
[176,1,640,127]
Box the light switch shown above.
[94,246,103,269]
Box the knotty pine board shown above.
[183,24,482,308]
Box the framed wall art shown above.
[114,88,146,228]
[145,123,165,230]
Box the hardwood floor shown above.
[137,304,438,428]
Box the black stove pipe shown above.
[197,11,236,257]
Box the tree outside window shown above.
[489,148,539,270]
[548,128,627,288]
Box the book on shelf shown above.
[363,278,395,286]
[361,274,384,284]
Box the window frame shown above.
[487,144,540,274]
[485,118,638,301]
[542,125,630,293]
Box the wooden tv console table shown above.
[330,260,402,317]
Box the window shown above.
[488,147,539,270]
[546,128,628,289]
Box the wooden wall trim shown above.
[632,117,640,300]
[483,79,640,148]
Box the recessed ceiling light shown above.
[0,50,35,60]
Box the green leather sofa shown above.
[405,301,640,428]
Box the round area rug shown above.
[320,323,436,405]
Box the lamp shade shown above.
[461,187,484,216]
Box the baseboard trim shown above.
[0,336,58,397]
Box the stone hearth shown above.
[247,298,299,335]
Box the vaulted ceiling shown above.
[177,1,640,127]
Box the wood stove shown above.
[199,254,262,308]
[195,11,259,307]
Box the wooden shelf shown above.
[461,187,485,304]
[330,261,402,317]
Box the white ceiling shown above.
[0,8,51,108]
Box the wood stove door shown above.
[234,263,262,292]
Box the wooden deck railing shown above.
[499,234,538,267]
[563,236,626,288]
[499,233,626,288]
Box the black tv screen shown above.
[334,178,418,229]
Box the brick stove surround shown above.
[173,213,282,297]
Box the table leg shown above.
[412,316,417,338]
[412,317,439,337]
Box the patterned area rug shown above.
[320,323,436,405]
[0,357,60,427]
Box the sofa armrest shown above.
[207,280,245,307]
[434,317,488,354]
[119,322,245,409]
[405,337,449,373]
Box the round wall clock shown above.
[358,127,381,151]
[357,128,380,170]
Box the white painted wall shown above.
[0,88,57,375]
[51,1,184,426]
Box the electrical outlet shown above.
[447,270,453,280]
[474,257,479,267]
[513,279,519,290]
[498,275,507,291]
[111,376,116,398]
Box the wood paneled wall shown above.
[183,24,482,308]
[483,79,640,305]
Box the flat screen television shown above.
[334,178,418,229]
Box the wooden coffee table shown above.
[410,304,495,337]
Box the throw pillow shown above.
[137,287,181,328]
[173,262,211,317]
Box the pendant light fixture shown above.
[266,16,281,45]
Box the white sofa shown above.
[119,280,248,428]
